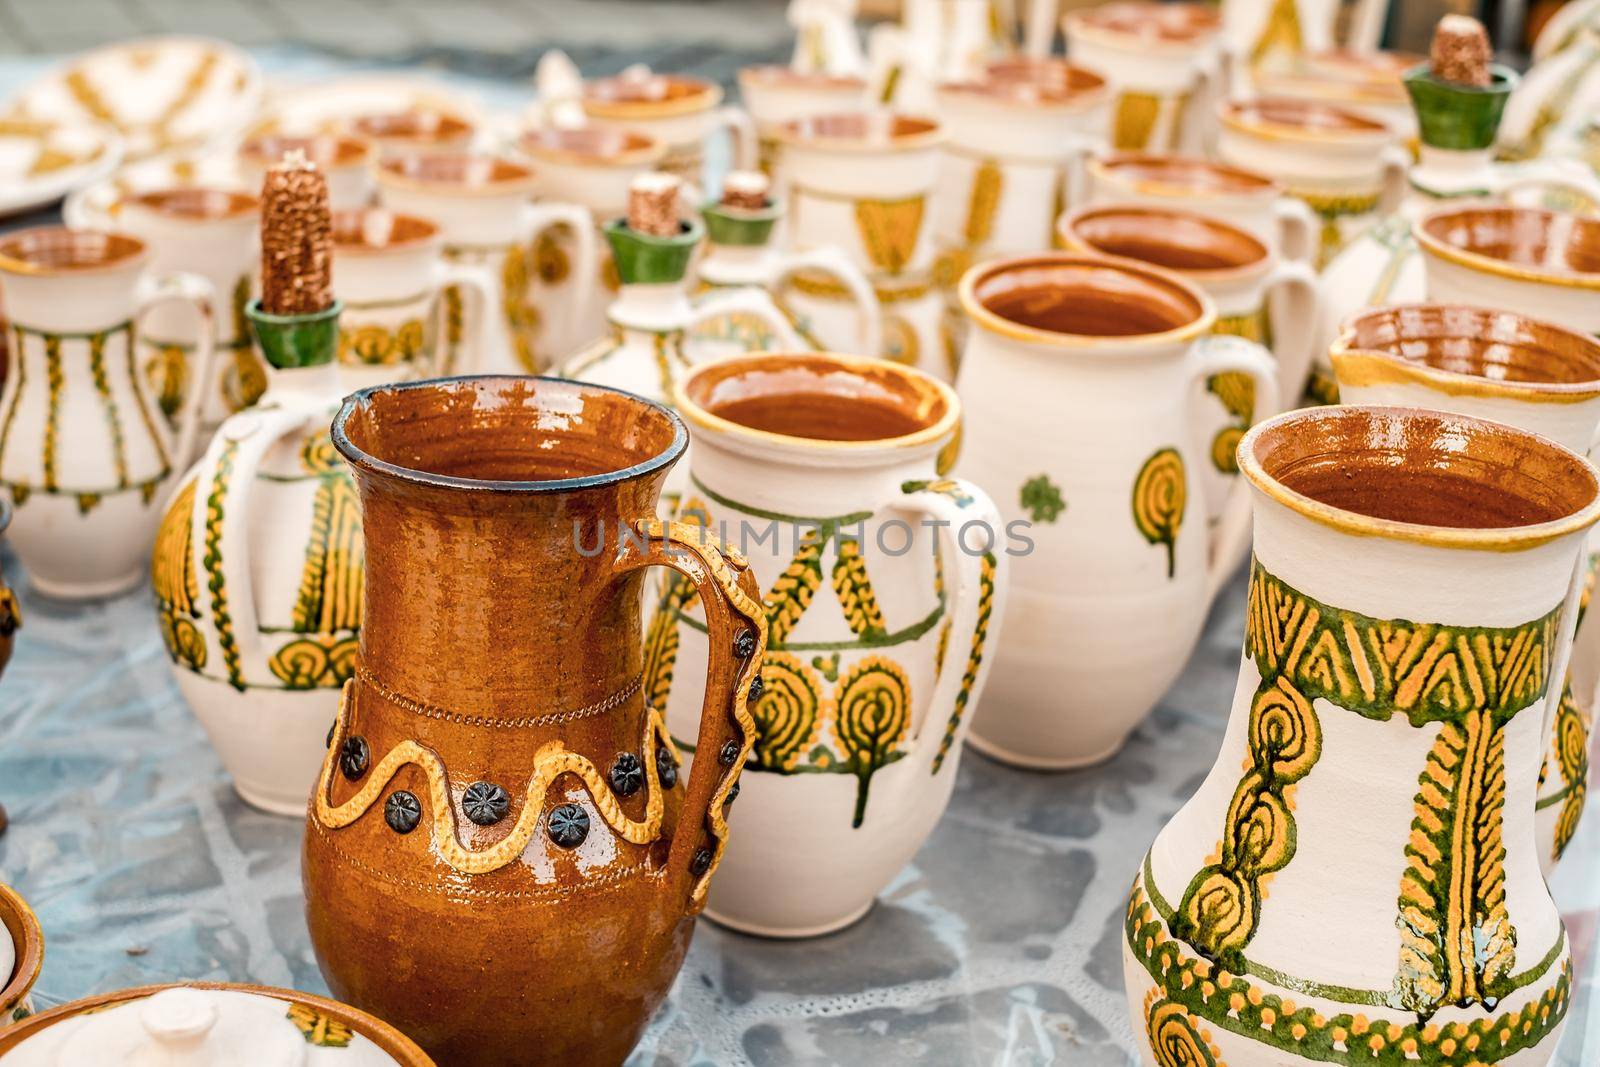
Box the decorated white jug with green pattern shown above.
[1126,405,1598,1067]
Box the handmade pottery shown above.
[1085,153,1319,264]
[0,228,216,600]
[59,147,239,232]
[346,111,476,162]
[737,66,868,177]
[1124,405,1596,1067]
[867,0,1001,116]
[1499,23,1600,163]
[1330,305,1600,874]
[238,134,375,212]
[1062,2,1222,153]
[931,59,1109,289]
[0,983,434,1064]
[117,187,263,434]
[375,153,598,374]
[1216,97,1407,267]
[516,127,667,357]
[331,209,494,388]
[1253,49,1423,142]
[0,883,41,1028]
[657,352,1005,936]
[1417,206,1600,336]
[1533,0,1600,61]
[582,71,757,183]
[954,253,1280,767]
[1219,0,1331,71]
[303,375,766,1066]
[1057,205,1318,531]
[247,77,483,143]
[0,118,121,219]
[775,113,952,378]
[787,0,867,76]
[0,503,17,682]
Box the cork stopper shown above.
[627,172,683,237]
[720,171,771,212]
[259,151,333,317]
[1430,14,1492,88]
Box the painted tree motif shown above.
[1132,448,1186,578]
[749,653,826,771]
[832,656,912,827]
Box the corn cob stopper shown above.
[627,172,684,237]
[719,170,771,212]
[1430,14,1492,88]
[259,150,334,316]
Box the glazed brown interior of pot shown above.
[129,187,259,220]
[379,153,532,187]
[332,209,439,250]
[782,112,939,144]
[1075,1,1219,39]
[1097,154,1274,195]
[1227,97,1387,133]
[0,228,144,271]
[974,257,1204,337]
[337,378,681,484]
[519,126,657,161]
[1248,408,1596,529]
[585,72,712,104]
[350,110,473,141]
[1421,207,1600,277]
[685,355,949,443]
[953,58,1107,103]
[240,133,368,166]
[1340,305,1600,385]
[1068,208,1266,272]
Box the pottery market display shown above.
[0,883,41,1028]
[0,984,434,1064]
[375,153,598,374]
[657,352,1005,936]
[1124,405,1597,1067]
[1329,305,1600,875]
[775,113,951,378]
[582,70,757,183]
[0,228,216,600]
[238,134,375,212]
[954,253,1280,768]
[303,376,766,1066]
[736,65,867,177]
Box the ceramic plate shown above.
[62,148,243,230]
[0,36,261,162]
[250,76,486,138]
[0,118,122,218]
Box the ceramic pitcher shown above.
[1124,405,1596,1067]
[737,65,867,177]
[1330,304,1600,874]
[954,253,1280,768]
[654,352,1005,936]
[0,228,216,600]
[581,71,757,183]
[1251,48,1421,141]
[347,110,477,162]
[1057,205,1318,534]
[238,133,374,211]
[375,153,598,374]
[776,112,952,378]
[1499,22,1600,163]
[303,376,766,1067]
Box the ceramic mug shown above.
[737,65,869,177]
[1057,204,1318,532]
[1216,97,1408,267]
[1253,48,1423,143]
[0,228,216,600]
[375,153,599,374]
[236,132,374,211]
[1063,2,1222,153]
[775,112,953,378]
[1416,205,1600,335]
[655,352,1005,937]
[346,110,476,162]
[117,187,261,437]
[582,72,757,183]
[330,209,495,389]
[954,253,1280,767]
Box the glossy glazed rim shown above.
[332,374,688,494]
[938,60,1109,111]
[0,982,436,1064]
[1330,303,1600,404]
[1087,152,1281,200]
[674,351,960,456]
[771,111,944,153]
[1414,206,1600,292]
[348,109,475,143]
[1056,204,1270,284]
[1219,96,1393,143]
[237,132,371,168]
[0,227,148,277]
[1064,1,1221,51]
[516,126,665,168]
[582,72,722,119]
[374,153,539,197]
[0,883,43,1020]
[737,64,867,93]
[330,208,441,255]
[1239,405,1600,550]
[958,251,1216,349]
[124,186,260,222]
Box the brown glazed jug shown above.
[302,375,766,1067]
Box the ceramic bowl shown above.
[0,884,42,1028]
[0,119,122,219]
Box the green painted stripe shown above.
[674,597,944,652]
[689,472,873,528]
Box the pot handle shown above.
[523,203,600,363]
[684,287,806,352]
[1186,334,1281,604]
[771,245,883,357]
[136,271,218,470]
[1262,257,1320,409]
[711,104,760,173]
[1273,196,1319,265]
[611,518,767,914]
[433,262,496,376]
[1378,145,1410,216]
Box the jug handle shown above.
[889,476,1009,774]
[523,203,600,365]
[711,104,760,173]
[432,262,496,376]
[1262,257,1320,409]
[137,272,218,471]
[1273,197,1319,266]
[611,518,768,914]
[1188,334,1280,605]
[1378,145,1410,216]
[684,287,806,353]
[771,245,883,357]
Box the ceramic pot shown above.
[1057,205,1318,533]
[1216,97,1407,267]
[517,127,667,356]
[582,72,757,183]
[736,65,868,177]
[656,352,1005,936]
[1330,304,1600,874]
[0,228,216,600]
[303,375,766,1067]
[775,113,952,378]
[330,209,494,388]
[154,297,360,816]
[1085,153,1319,264]
[375,153,598,374]
[1252,49,1422,142]
[237,133,374,212]
[0,983,434,1064]
[1499,24,1600,164]
[1417,206,1600,335]
[0,883,41,1028]
[954,253,1280,767]
[0,502,19,682]
[117,187,263,436]
[787,0,867,76]
[1124,405,1597,1067]
[346,110,476,162]
[1063,2,1222,154]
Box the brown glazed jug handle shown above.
[611,518,768,914]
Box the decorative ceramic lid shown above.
[0,985,433,1066]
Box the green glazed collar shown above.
[603,217,704,285]
[1404,63,1517,151]
[245,299,342,370]
[701,200,782,248]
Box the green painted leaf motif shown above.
[1019,474,1066,524]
